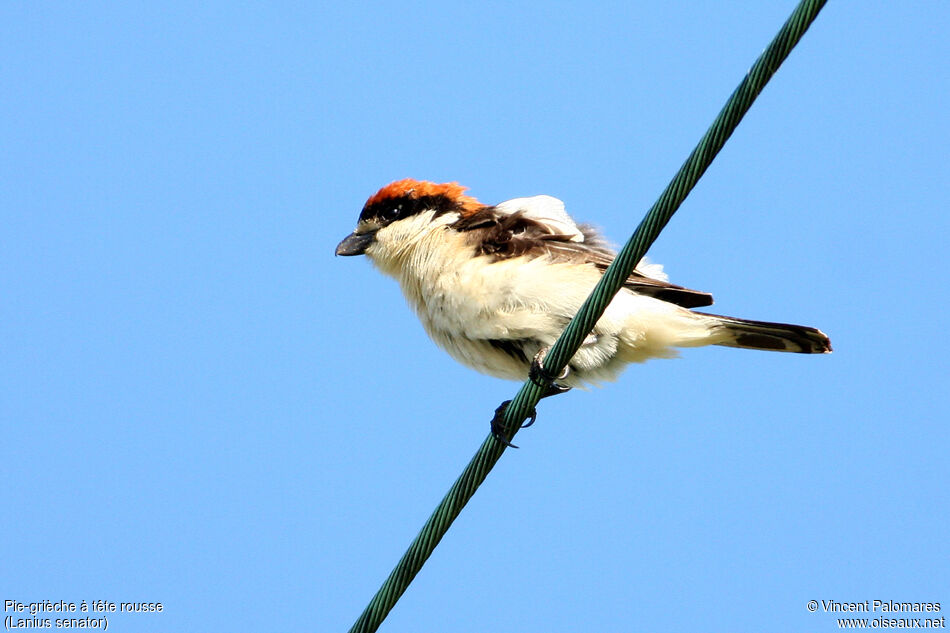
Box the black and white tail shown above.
[698,312,832,354]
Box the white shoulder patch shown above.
[495,195,584,242]
[635,257,668,281]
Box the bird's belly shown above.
[411,283,535,381]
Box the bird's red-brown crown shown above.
[365,179,483,216]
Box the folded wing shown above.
[450,195,714,309]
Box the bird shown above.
[336,179,830,440]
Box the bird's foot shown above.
[490,349,573,448]
[490,400,537,449]
[529,348,572,397]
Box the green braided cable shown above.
[347,2,827,631]
[348,434,505,633]
[500,0,828,437]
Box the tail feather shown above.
[696,312,832,354]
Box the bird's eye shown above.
[380,204,402,221]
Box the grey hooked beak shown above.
[335,230,376,256]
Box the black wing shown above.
[450,207,714,309]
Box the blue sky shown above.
[2,2,948,631]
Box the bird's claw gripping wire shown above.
[529,348,572,393]
[490,400,536,449]
[491,349,573,448]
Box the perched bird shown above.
[336,179,830,436]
